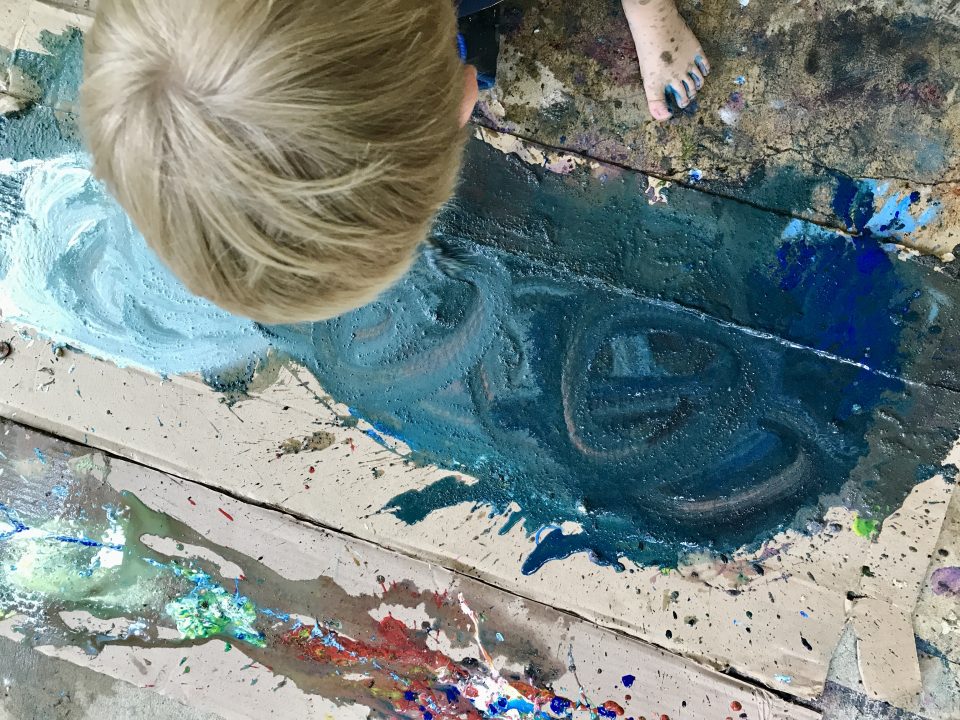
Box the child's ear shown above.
[460,65,479,127]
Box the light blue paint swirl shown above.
[0,154,269,375]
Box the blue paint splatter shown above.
[621,674,635,688]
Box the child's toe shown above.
[671,81,691,107]
[695,54,710,76]
[687,66,704,90]
[647,97,673,121]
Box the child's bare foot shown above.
[622,0,710,121]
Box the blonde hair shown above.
[81,0,467,323]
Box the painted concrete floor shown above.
[0,635,221,720]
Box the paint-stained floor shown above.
[481,0,960,251]
[1,0,960,718]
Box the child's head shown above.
[81,0,476,324]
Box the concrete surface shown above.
[0,636,222,720]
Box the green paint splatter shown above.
[164,572,265,648]
[851,515,880,538]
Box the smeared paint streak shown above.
[281,611,614,719]
[930,567,960,596]
[164,568,264,647]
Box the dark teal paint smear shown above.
[259,145,960,572]
[0,28,85,161]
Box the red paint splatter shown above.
[281,616,481,719]
[730,700,743,711]
[187,497,196,506]
[281,614,627,720]
[308,466,316,474]
[347,438,357,452]
[304,484,311,490]
[432,590,449,609]
[218,508,234,521]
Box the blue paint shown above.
[0,504,28,541]
[49,535,123,550]
[0,155,269,376]
[550,696,572,714]
[33,449,47,464]
[0,503,123,551]
[621,674,635,688]
[3,137,950,571]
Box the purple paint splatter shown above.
[930,566,960,596]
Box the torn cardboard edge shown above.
[845,461,958,710]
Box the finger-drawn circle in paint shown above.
[272,223,906,572]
